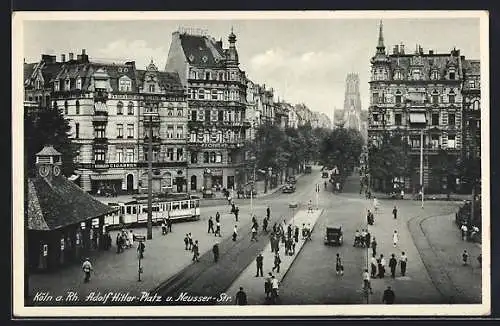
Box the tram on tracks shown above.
[104,193,201,228]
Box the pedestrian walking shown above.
[116,233,122,253]
[272,222,277,234]
[265,273,273,299]
[335,253,344,276]
[378,254,386,278]
[267,206,271,219]
[251,225,258,241]
[461,224,468,241]
[255,253,264,277]
[129,230,135,248]
[231,203,236,214]
[212,242,219,263]
[382,286,396,304]
[360,229,367,247]
[215,211,220,223]
[370,254,378,278]
[232,225,238,241]
[393,206,398,219]
[393,230,399,248]
[462,249,469,266]
[371,237,377,256]
[192,240,200,262]
[137,241,145,259]
[272,252,281,273]
[294,226,299,243]
[365,231,371,248]
[82,257,93,283]
[188,233,193,250]
[373,197,379,212]
[287,224,292,239]
[215,221,222,237]
[167,217,172,232]
[235,287,247,305]
[208,216,215,233]
[161,220,167,235]
[270,275,279,303]
[362,269,373,294]
[234,206,240,222]
[389,254,397,278]
[308,199,313,213]
[184,234,189,250]
[400,252,408,276]
[263,217,269,233]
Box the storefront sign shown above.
[43,244,48,257]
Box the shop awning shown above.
[90,174,123,181]
[68,174,80,182]
[409,113,427,124]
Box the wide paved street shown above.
[278,169,482,305]
[27,166,482,306]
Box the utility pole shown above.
[146,109,153,240]
[420,129,424,209]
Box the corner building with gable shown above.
[368,22,481,193]
[165,28,250,191]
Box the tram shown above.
[105,193,201,227]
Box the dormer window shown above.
[36,79,42,90]
[119,77,132,92]
[394,70,402,80]
[54,80,60,91]
[431,70,439,80]
[449,71,456,80]
[65,78,71,91]
[149,84,155,93]
[76,77,82,90]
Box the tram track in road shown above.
[407,211,466,304]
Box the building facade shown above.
[24,50,188,194]
[165,28,250,191]
[368,21,480,192]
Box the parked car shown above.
[282,183,296,193]
[324,226,343,246]
[321,171,329,178]
[287,176,297,184]
[202,188,214,198]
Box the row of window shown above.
[374,68,458,82]
[372,113,456,126]
[58,99,185,116]
[190,109,245,122]
[189,70,239,82]
[189,130,243,143]
[54,78,83,92]
[188,88,244,101]
[408,135,457,149]
[94,147,186,163]
[190,151,224,164]
[372,92,457,105]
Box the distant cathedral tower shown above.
[342,73,362,132]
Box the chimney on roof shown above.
[61,54,66,62]
[419,46,423,55]
[399,43,405,54]
[393,45,399,55]
[82,49,86,55]
[429,49,434,55]
[69,52,74,61]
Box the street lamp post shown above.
[144,106,154,240]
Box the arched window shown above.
[473,100,480,111]
[75,100,80,114]
[117,101,123,114]
[395,91,402,105]
[64,100,68,114]
[127,101,134,115]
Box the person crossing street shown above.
[400,252,408,276]
[208,216,215,234]
[255,253,264,277]
[82,257,93,283]
[389,254,398,278]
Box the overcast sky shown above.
[22,15,481,119]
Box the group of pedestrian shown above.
[116,229,134,254]
[183,232,200,262]
[208,213,223,237]
[161,217,173,235]
[370,251,408,279]
[353,229,371,248]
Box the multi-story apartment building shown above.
[288,105,299,129]
[368,21,480,192]
[165,28,250,191]
[24,50,188,194]
[274,101,290,130]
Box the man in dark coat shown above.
[208,216,215,233]
[271,252,281,273]
[167,217,172,232]
[215,211,220,222]
[234,207,239,222]
[389,254,398,278]
[266,206,271,219]
[255,253,264,277]
[212,242,219,263]
[235,287,247,305]
[393,206,398,219]
[382,286,395,304]
[263,217,269,233]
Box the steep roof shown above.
[24,63,36,84]
[388,53,463,78]
[136,70,185,93]
[179,33,225,67]
[463,59,480,76]
[27,175,118,231]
